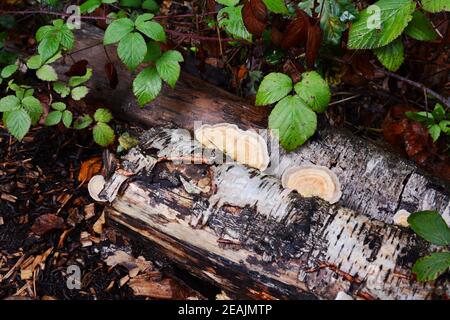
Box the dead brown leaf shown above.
[31,214,65,236]
[78,156,102,183]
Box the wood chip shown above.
[93,212,105,234]
[83,203,96,220]
[1,193,17,203]
[0,216,4,225]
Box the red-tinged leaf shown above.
[31,214,65,236]
[404,121,431,158]
[105,62,118,89]
[305,24,322,69]
[243,0,267,38]
[65,60,88,77]
[250,0,268,22]
[271,26,283,47]
[281,10,309,49]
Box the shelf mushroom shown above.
[393,209,411,227]
[194,123,270,171]
[88,175,107,202]
[281,165,342,204]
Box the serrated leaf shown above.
[53,82,70,97]
[268,95,317,151]
[412,252,450,282]
[104,18,134,45]
[421,0,450,13]
[93,122,115,147]
[373,38,404,71]
[73,114,93,130]
[6,108,31,141]
[135,13,155,26]
[255,72,292,106]
[80,0,102,13]
[136,20,166,43]
[262,0,289,14]
[71,86,89,100]
[36,25,52,42]
[0,95,20,112]
[117,32,147,70]
[45,110,62,126]
[22,96,43,125]
[62,110,73,128]
[27,55,43,70]
[348,0,415,49]
[408,210,450,246]
[432,103,445,121]
[94,108,113,123]
[218,6,252,41]
[51,102,66,111]
[132,67,162,106]
[36,65,58,82]
[405,11,438,41]
[68,68,93,87]
[1,64,17,78]
[38,36,60,62]
[58,25,75,50]
[156,50,183,88]
[294,71,331,113]
[428,124,441,142]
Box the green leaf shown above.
[36,25,52,42]
[408,210,450,246]
[22,96,43,125]
[71,86,89,100]
[142,0,160,12]
[0,95,20,112]
[45,110,63,126]
[218,6,252,41]
[440,120,450,134]
[421,0,450,13]
[432,103,445,121]
[156,50,183,88]
[93,122,115,147]
[53,82,70,98]
[135,13,155,26]
[373,38,405,71]
[1,64,17,78]
[262,0,289,14]
[136,20,166,43]
[405,11,438,41]
[143,42,161,62]
[104,18,135,45]
[38,36,60,63]
[27,55,43,70]
[255,72,292,106]
[80,0,102,13]
[133,67,162,106]
[428,124,441,142]
[73,114,93,130]
[412,252,450,282]
[36,65,58,82]
[294,71,331,113]
[117,32,147,70]
[51,102,66,111]
[405,111,434,123]
[268,95,317,151]
[216,0,240,5]
[94,108,113,123]
[58,25,75,50]
[6,108,31,141]
[118,132,139,150]
[68,68,93,87]
[62,110,73,128]
[348,0,416,49]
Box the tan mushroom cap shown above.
[88,175,107,202]
[281,165,342,204]
[393,209,411,227]
[194,123,270,171]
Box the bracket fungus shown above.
[281,165,342,204]
[88,175,107,202]
[393,209,411,227]
[194,123,270,171]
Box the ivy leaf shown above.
[27,55,43,70]
[0,95,20,112]
[117,32,147,70]
[94,108,113,123]
[268,95,317,151]
[262,0,289,14]
[104,18,134,45]
[71,86,89,100]
[156,50,183,88]
[36,65,58,82]
[255,72,292,106]
[68,68,93,87]
[405,11,438,41]
[132,67,162,106]
[294,71,331,113]
[6,108,31,141]
[45,110,63,126]
[373,38,404,72]
[73,114,93,130]
[348,0,415,49]
[421,0,450,13]
[22,96,43,125]
[136,20,166,43]
[412,252,450,282]
[408,210,450,246]
[1,64,17,78]
[53,82,70,98]
[218,5,252,41]
[93,122,115,147]
[62,110,73,128]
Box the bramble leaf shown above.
[256,72,292,106]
